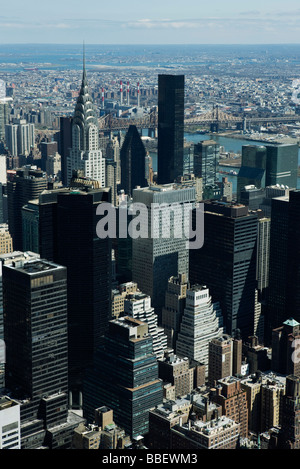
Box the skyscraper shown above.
[285,190,300,322]
[18,182,112,396]
[21,187,70,261]
[54,188,112,393]
[120,125,147,197]
[266,144,298,188]
[157,75,184,184]
[190,201,258,339]
[255,212,271,341]
[175,285,223,374]
[4,124,18,157]
[237,144,298,202]
[132,184,195,317]
[5,120,35,157]
[2,257,83,448]
[265,195,289,340]
[83,317,163,438]
[0,251,40,392]
[106,136,121,184]
[272,318,300,377]
[279,375,300,449]
[161,273,189,349]
[183,141,194,175]
[0,85,12,142]
[67,52,105,186]
[105,159,118,207]
[237,145,267,202]
[59,116,72,186]
[7,167,48,251]
[123,290,168,360]
[3,258,68,400]
[194,140,220,186]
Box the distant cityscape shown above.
[0,43,300,452]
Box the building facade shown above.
[2,257,79,448]
[83,317,163,439]
[161,273,189,349]
[67,57,105,186]
[190,201,258,339]
[7,167,48,251]
[120,125,147,197]
[208,335,233,387]
[157,75,184,184]
[194,140,220,186]
[132,184,196,317]
[0,396,21,449]
[176,285,223,374]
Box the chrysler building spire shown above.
[82,41,87,85]
[72,44,98,151]
[67,44,105,186]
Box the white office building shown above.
[176,285,224,373]
[124,291,168,359]
[132,184,196,313]
[0,396,21,449]
[5,120,35,157]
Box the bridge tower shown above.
[210,105,219,133]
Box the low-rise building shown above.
[170,416,240,450]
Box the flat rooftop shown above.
[191,416,238,435]
[7,259,65,275]
[0,396,19,410]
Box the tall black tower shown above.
[265,195,290,342]
[157,75,184,185]
[7,167,48,250]
[120,125,147,196]
[2,258,74,448]
[54,188,112,394]
[83,317,163,438]
[59,116,72,187]
[189,201,258,339]
[285,190,300,322]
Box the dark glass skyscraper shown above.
[3,258,68,402]
[120,125,147,197]
[2,257,77,448]
[265,195,289,341]
[237,144,298,202]
[194,140,220,186]
[157,75,184,184]
[7,167,48,251]
[59,116,72,187]
[266,144,298,188]
[190,201,258,339]
[20,181,112,399]
[237,145,267,202]
[285,190,300,322]
[279,375,300,449]
[54,188,112,393]
[83,316,163,438]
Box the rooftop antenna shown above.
[82,41,87,83]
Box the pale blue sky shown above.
[1,0,300,44]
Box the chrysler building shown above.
[67,49,105,186]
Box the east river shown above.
[149,132,300,194]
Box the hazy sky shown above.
[2,0,300,44]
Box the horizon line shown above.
[1,42,300,46]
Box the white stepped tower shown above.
[176,284,224,374]
[124,291,168,360]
